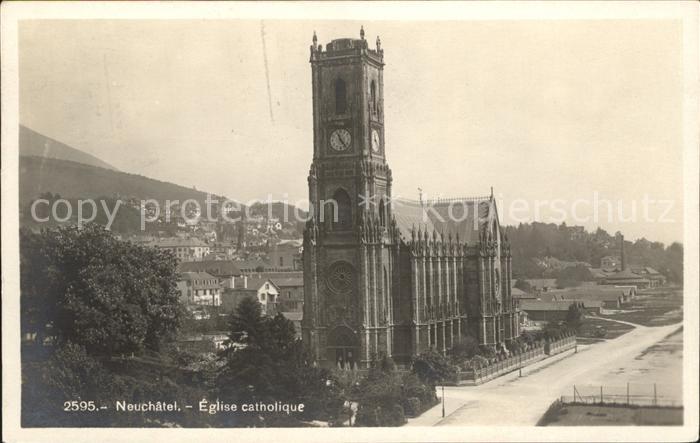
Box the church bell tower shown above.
[302,27,396,369]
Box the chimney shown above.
[620,234,626,270]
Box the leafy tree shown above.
[216,297,345,426]
[20,224,183,355]
[449,334,481,360]
[554,265,593,289]
[565,303,585,330]
[513,278,533,292]
[411,348,458,387]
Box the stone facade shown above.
[302,30,518,369]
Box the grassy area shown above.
[540,403,683,426]
[577,316,635,340]
[599,287,683,326]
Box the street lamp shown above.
[441,385,445,418]
[519,352,522,377]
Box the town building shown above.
[178,260,242,289]
[147,237,210,261]
[177,271,222,306]
[603,268,652,289]
[519,300,576,324]
[593,235,663,288]
[271,275,304,312]
[557,286,636,309]
[221,276,280,315]
[269,240,303,270]
[302,29,519,368]
[600,255,621,272]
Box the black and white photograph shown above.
[1,2,698,442]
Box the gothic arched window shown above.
[335,78,347,114]
[332,188,352,229]
[370,80,377,113]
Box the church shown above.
[302,28,519,368]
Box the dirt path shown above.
[406,322,682,427]
[584,314,644,329]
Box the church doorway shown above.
[327,326,359,369]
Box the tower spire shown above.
[360,25,365,40]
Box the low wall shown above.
[455,335,577,386]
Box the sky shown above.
[18,19,684,244]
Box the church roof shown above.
[392,196,495,243]
[392,198,436,239]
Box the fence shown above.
[561,383,681,408]
[456,334,577,385]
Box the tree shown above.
[217,297,345,426]
[20,224,183,355]
[565,303,584,330]
[411,348,458,387]
[555,265,593,289]
[514,278,532,292]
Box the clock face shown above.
[371,129,381,152]
[329,128,352,152]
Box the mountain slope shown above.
[19,125,118,171]
[19,156,231,208]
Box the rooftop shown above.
[147,237,208,248]
[178,260,241,276]
[392,196,495,244]
[520,300,575,311]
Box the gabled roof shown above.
[606,268,651,282]
[180,271,221,289]
[242,277,279,292]
[520,300,574,311]
[557,287,627,302]
[392,199,436,240]
[178,260,241,277]
[270,277,304,288]
[392,196,495,243]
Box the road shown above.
[406,321,682,426]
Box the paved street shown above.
[406,321,682,426]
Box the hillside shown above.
[19,125,118,171]
[247,201,308,221]
[504,222,683,283]
[19,155,231,208]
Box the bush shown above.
[401,372,437,411]
[412,348,459,386]
[449,334,481,360]
[403,397,422,417]
[354,356,435,426]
